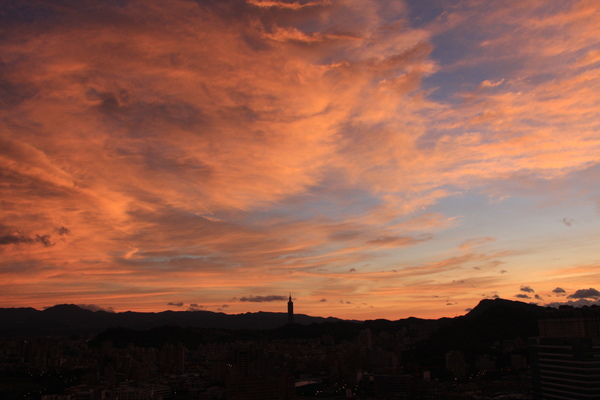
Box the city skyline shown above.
[1,0,599,320]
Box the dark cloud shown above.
[562,217,574,227]
[568,288,600,299]
[167,301,184,307]
[36,234,53,247]
[78,304,115,312]
[520,285,535,293]
[534,294,543,300]
[464,308,473,312]
[239,295,287,302]
[0,225,70,247]
[552,287,566,294]
[55,226,70,235]
[188,303,203,311]
[319,298,327,302]
[515,294,531,299]
[349,268,356,272]
[500,270,508,274]
[0,231,53,247]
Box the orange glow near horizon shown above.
[1,0,599,320]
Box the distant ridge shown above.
[0,304,349,335]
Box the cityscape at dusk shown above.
[1,0,600,320]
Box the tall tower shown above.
[287,293,294,324]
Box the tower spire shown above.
[287,293,294,324]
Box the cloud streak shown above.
[239,295,288,303]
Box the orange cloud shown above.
[0,0,598,319]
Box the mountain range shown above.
[0,298,543,338]
[0,304,348,335]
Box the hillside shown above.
[0,304,347,335]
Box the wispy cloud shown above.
[239,295,288,303]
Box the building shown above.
[288,294,294,324]
[530,307,600,399]
[226,347,295,400]
[445,350,467,380]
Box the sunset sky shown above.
[1,0,599,319]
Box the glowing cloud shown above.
[0,0,599,319]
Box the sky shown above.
[1,0,599,320]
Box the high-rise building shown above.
[530,307,600,399]
[445,350,467,380]
[287,294,294,324]
[227,347,295,400]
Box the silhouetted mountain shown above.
[405,298,544,378]
[432,298,542,352]
[0,304,348,336]
[464,297,541,319]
